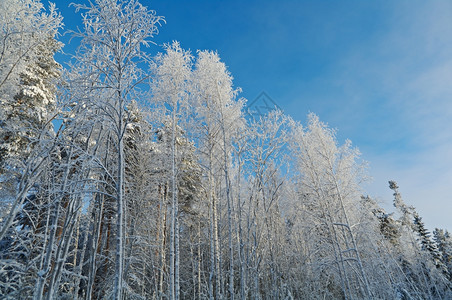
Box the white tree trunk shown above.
[114,95,125,300]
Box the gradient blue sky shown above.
[57,0,452,230]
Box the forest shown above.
[0,0,451,299]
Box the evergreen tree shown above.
[0,0,62,235]
[372,206,401,246]
[413,213,444,270]
[389,181,451,299]
[0,2,62,296]
[0,36,61,172]
[433,228,452,279]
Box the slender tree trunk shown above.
[175,206,180,300]
[158,189,167,300]
[35,147,73,300]
[221,120,234,300]
[33,160,56,300]
[114,92,125,300]
[123,216,137,292]
[170,105,179,300]
[236,157,246,300]
[86,192,104,300]
[46,194,82,300]
[34,203,59,300]
[198,220,202,298]
[71,212,83,295]
[208,153,215,300]
[213,184,221,299]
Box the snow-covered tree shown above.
[389,181,452,299]
[192,49,244,299]
[2,1,452,298]
[0,6,63,297]
[413,213,444,271]
[242,110,290,298]
[433,228,452,279]
[0,36,61,180]
[153,41,193,300]
[288,113,371,299]
[0,0,62,98]
[0,0,62,242]
[67,0,163,298]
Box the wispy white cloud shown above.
[337,1,452,230]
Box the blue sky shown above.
[56,0,452,230]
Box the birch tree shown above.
[192,50,244,299]
[68,1,162,298]
[289,113,371,299]
[243,110,290,298]
[3,1,451,298]
[153,41,193,300]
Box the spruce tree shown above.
[0,0,62,197]
[433,228,452,279]
[0,34,62,300]
[413,213,445,273]
[372,206,401,246]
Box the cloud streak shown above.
[333,1,452,230]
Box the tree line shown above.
[1,0,451,299]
